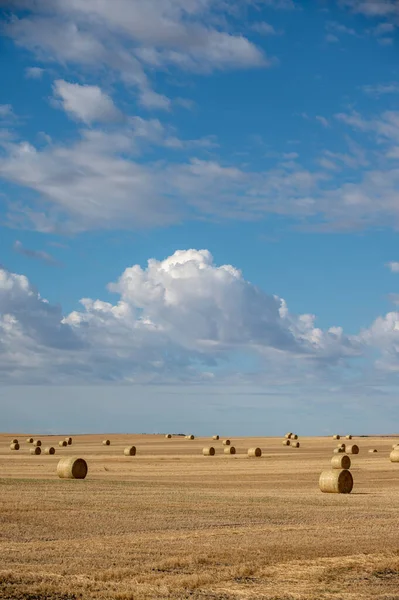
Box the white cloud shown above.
[251,21,279,35]
[53,80,122,124]
[387,262,399,273]
[326,34,339,43]
[0,249,360,384]
[0,105,14,119]
[339,0,399,17]
[316,116,330,128]
[336,110,399,144]
[25,66,45,79]
[362,83,399,96]
[4,0,271,108]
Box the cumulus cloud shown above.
[53,80,122,124]
[0,249,361,384]
[387,262,399,273]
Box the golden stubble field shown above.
[1,433,399,600]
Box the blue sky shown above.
[1,0,399,434]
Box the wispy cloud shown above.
[362,83,399,97]
[25,66,45,79]
[13,240,62,267]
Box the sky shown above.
[1,0,399,435]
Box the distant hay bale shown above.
[212,435,219,440]
[248,447,262,457]
[10,442,19,450]
[222,439,231,446]
[347,445,359,455]
[165,434,172,439]
[57,457,88,479]
[33,440,41,447]
[285,433,293,439]
[65,437,72,445]
[224,446,236,455]
[333,447,344,454]
[58,440,67,447]
[30,447,41,455]
[338,443,346,451]
[331,454,351,469]
[185,434,194,440]
[124,446,136,456]
[102,440,110,446]
[392,444,399,449]
[282,439,291,446]
[291,441,300,448]
[44,447,55,455]
[203,447,215,456]
[11,438,18,444]
[333,435,340,440]
[369,449,378,453]
[26,437,33,444]
[346,435,352,440]
[291,434,298,440]
[390,450,399,462]
[319,469,353,494]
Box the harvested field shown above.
[1,433,399,600]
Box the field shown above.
[1,433,399,600]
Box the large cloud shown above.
[3,0,269,108]
[0,249,362,384]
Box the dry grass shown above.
[1,433,399,600]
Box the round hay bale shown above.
[392,444,399,449]
[165,434,172,439]
[222,439,231,446]
[44,447,55,455]
[30,447,41,455]
[11,438,18,444]
[224,446,236,455]
[10,442,19,450]
[102,439,110,446]
[58,440,67,447]
[26,437,33,444]
[338,443,346,451]
[390,450,399,462]
[291,434,298,440]
[346,435,352,440]
[291,441,300,448]
[347,444,359,455]
[248,447,262,457]
[333,447,344,454]
[212,435,219,440]
[186,434,194,440]
[285,433,293,439]
[319,469,353,494]
[369,449,378,453]
[203,447,215,456]
[33,440,41,447]
[331,454,351,469]
[124,446,136,456]
[57,457,88,479]
[333,434,341,440]
[65,437,72,445]
[282,439,290,446]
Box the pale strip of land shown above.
[1,433,399,599]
